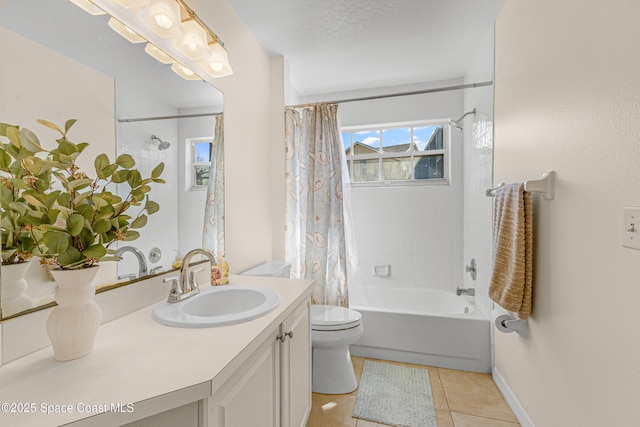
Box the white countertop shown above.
[0,275,314,427]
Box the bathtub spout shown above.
[456,287,475,296]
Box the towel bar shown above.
[486,171,555,200]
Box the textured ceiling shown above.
[229,0,498,96]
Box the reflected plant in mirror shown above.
[1,119,165,269]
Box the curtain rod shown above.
[117,112,222,123]
[286,81,493,109]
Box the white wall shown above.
[462,28,495,318]
[494,1,640,425]
[187,0,283,274]
[338,82,464,292]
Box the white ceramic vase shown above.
[46,266,102,361]
[1,262,35,317]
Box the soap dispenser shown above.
[171,250,183,269]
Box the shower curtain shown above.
[202,115,225,257]
[285,103,349,307]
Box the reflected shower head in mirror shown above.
[151,135,171,150]
[449,108,477,131]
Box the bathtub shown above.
[349,286,491,373]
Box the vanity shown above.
[0,274,314,427]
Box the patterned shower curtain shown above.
[285,103,348,307]
[202,115,225,257]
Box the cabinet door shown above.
[208,330,280,427]
[280,302,311,427]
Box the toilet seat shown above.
[311,305,362,331]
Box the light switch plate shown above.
[622,207,640,249]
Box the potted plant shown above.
[0,123,51,316]
[1,119,165,360]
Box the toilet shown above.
[241,261,364,395]
[310,304,363,394]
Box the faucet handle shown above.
[163,276,182,303]
[189,268,206,292]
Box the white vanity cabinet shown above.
[205,301,311,427]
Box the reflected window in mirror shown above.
[189,137,214,190]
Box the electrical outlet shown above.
[622,207,640,250]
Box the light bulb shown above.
[108,17,145,43]
[176,20,209,60]
[154,13,173,29]
[144,43,174,64]
[209,61,224,72]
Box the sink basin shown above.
[153,285,281,328]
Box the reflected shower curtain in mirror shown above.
[202,116,224,256]
[285,103,348,307]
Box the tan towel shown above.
[488,183,533,319]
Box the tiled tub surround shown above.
[345,183,464,292]
[0,274,314,426]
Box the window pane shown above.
[382,157,411,181]
[414,126,443,151]
[414,155,444,180]
[352,159,379,182]
[353,130,380,153]
[194,142,212,162]
[194,165,210,186]
[342,132,351,155]
[381,128,411,153]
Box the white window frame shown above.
[342,119,451,187]
[186,136,214,191]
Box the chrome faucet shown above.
[116,246,148,279]
[165,248,217,303]
[456,287,475,296]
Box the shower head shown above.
[151,135,171,150]
[449,108,477,131]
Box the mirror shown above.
[0,0,224,319]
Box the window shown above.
[187,137,214,190]
[342,120,449,185]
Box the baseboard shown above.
[492,367,535,427]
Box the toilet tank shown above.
[241,261,292,278]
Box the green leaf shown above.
[57,246,82,267]
[22,193,46,209]
[64,119,77,134]
[115,154,135,169]
[0,123,18,137]
[94,153,110,179]
[67,213,85,236]
[5,126,21,148]
[19,128,43,152]
[123,230,140,241]
[151,162,164,178]
[102,164,118,178]
[58,140,77,156]
[76,204,94,220]
[111,170,130,183]
[130,214,147,229]
[37,119,63,135]
[128,170,142,188]
[75,142,89,154]
[0,149,11,169]
[83,244,106,259]
[92,219,112,234]
[57,192,72,208]
[145,200,160,215]
[67,177,93,191]
[42,231,69,253]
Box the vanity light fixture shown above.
[108,17,146,43]
[170,62,201,80]
[201,40,233,77]
[70,0,106,15]
[143,0,183,38]
[176,19,209,60]
[109,0,150,9]
[144,42,175,64]
[69,0,233,81]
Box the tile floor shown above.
[307,356,520,427]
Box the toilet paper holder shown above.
[500,318,527,338]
